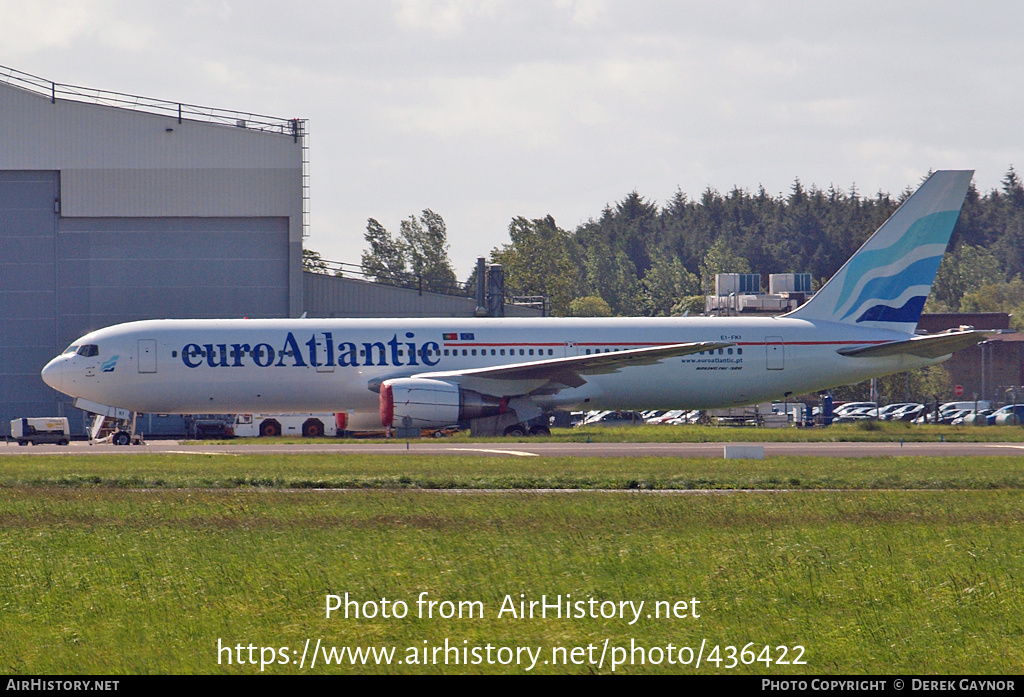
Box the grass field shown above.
[3,453,1024,491]
[197,421,1024,444]
[2,453,1023,674]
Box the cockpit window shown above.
[77,344,99,357]
[63,345,80,355]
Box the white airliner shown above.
[41,170,987,436]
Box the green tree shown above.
[828,364,953,403]
[490,216,585,316]
[960,277,1024,330]
[671,295,706,316]
[361,218,409,286]
[302,248,328,273]
[638,257,700,316]
[400,209,457,293]
[699,238,752,295]
[568,295,613,317]
[361,210,458,292]
[929,244,1004,311]
[583,242,639,315]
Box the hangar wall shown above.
[0,72,304,434]
[304,272,544,318]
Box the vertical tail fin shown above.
[785,170,973,334]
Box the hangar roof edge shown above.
[0,63,303,138]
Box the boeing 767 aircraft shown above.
[41,170,986,437]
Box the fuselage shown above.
[41,316,938,420]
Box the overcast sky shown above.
[2,0,1022,277]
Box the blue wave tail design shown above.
[855,296,928,324]
[784,170,973,333]
[839,255,944,321]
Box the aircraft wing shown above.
[836,329,992,359]
[411,341,733,392]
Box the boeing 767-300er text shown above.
[42,170,988,436]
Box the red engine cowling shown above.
[380,378,505,428]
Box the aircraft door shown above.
[765,337,784,370]
[138,340,157,373]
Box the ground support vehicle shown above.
[10,417,70,446]
[232,413,338,438]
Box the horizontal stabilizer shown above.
[836,330,991,359]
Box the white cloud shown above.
[392,0,503,37]
[1,0,1022,274]
[555,0,610,28]
[0,0,101,53]
[0,0,159,56]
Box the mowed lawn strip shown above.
[0,489,1021,674]
[192,422,1024,443]
[2,453,1024,490]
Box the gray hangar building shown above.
[1,66,539,436]
[0,66,305,434]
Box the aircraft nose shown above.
[41,356,63,392]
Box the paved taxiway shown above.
[4,440,1024,458]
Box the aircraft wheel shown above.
[112,431,131,446]
[529,425,551,437]
[259,420,282,438]
[302,419,325,438]
[503,425,528,437]
[432,429,446,438]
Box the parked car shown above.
[834,406,879,423]
[952,409,992,426]
[576,411,646,428]
[877,403,916,420]
[833,402,878,416]
[987,404,1024,426]
[663,410,702,425]
[892,404,926,422]
[646,409,686,425]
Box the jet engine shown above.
[380,378,506,428]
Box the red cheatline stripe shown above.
[443,340,891,348]
[444,343,565,347]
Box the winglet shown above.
[785,170,973,334]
